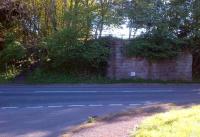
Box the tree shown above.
[94,0,124,38]
[1,0,200,77]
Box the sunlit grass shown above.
[133,106,200,137]
[0,67,19,83]
[26,69,108,84]
[0,73,12,83]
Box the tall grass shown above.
[133,106,200,137]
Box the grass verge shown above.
[0,74,9,83]
[25,69,199,84]
[26,69,109,84]
[0,72,17,83]
[132,105,200,137]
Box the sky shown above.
[102,24,145,39]
[102,24,131,39]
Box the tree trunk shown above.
[99,23,104,38]
[129,27,132,39]
[50,0,57,32]
[94,24,99,39]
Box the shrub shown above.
[42,29,110,75]
[0,33,26,72]
[26,68,108,83]
[124,37,181,60]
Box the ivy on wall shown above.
[124,37,188,60]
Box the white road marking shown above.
[35,89,174,93]
[122,90,174,93]
[1,107,18,109]
[88,104,104,107]
[26,106,44,109]
[143,101,160,105]
[144,101,153,104]
[122,91,134,93]
[35,91,99,93]
[47,105,63,108]
[0,102,161,110]
[129,104,140,106]
[109,104,123,106]
[68,105,86,107]
[193,89,200,92]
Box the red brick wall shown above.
[107,39,193,81]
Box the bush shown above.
[42,29,110,75]
[26,68,108,83]
[124,37,181,60]
[0,33,26,72]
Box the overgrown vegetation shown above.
[133,106,200,137]
[124,0,196,60]
[26,68,109,84]
[0,0,200,82]
[0,71,16,83]
[124,37,182,60]
[0,34,26,71]
[27,69,199,84]
[87,116,97,123]
[43,32,110,74]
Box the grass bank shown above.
[0,72,17,83]
[26,70,200,84]
[1,68,200,84]
[26,73,108,84]
[0,74,9,83]
[26,71,196,84]
[133,105,200,137]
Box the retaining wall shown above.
[107,39,192,81]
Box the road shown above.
[0,84,200,137]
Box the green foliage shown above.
[26,68,108,84]
[0,34,26,68]
[43,29,110,74]
[26,68,196,84]
[124,0,192,60]
[87,116,96,123]
[0,0,122,78]
[133,106,200,137]
[124,37,181,60]
[1,0,200,80]
[0,68,19,83]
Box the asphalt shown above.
[0,84,200,137]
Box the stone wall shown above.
[107,39,193,81]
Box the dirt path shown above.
[63,104,183,137]
[68,117,143,137]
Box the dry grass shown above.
[62,103,184,137]
[133,105,200,137]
